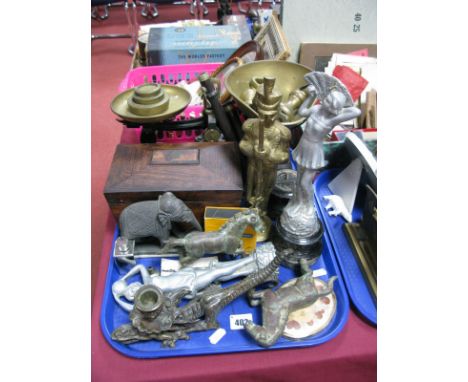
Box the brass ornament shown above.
[244,269,337,347]
[241,76,263,107]
[224,60,311,127]
[239,76,292,242]
[279,89,307,123]
[110,82,191,123]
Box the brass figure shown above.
[239,77,291,241]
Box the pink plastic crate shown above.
[118,63,222,142]
[119,63,223,91]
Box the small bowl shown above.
[224,60,312,127]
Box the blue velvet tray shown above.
[314,169,377,325]
[100,227,350,359]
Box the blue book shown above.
[147,25,248,66]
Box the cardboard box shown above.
[204,207,257,254]
[280,0,377,62]
[299,43,377,71]
[222,15,252,42]
[147,25,249,66]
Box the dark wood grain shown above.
[104,142,244,222]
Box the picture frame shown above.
[254,12,290,61]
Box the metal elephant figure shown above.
[119,192,202,245]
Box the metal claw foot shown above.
[190,1,209,16]
[100,5,109,20]
[91,5,109,21]
[141,3,158,18]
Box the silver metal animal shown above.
[162,208,265,266]
[111,240,291,347]
[112,243,278,312]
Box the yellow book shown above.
[204,207,257,254]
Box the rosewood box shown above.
[104,142,244,223]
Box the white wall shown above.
[281,0,377,62]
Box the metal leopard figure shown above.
[243,265,337,347]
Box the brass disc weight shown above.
[111,83,192,123]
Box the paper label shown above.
[209,328,226,345]
[229,313,253,330]
[160,259,181,276]
[312,268,327,277]
[160,257,219,276]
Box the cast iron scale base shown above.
[120,117,206,143]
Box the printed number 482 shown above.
[235,319,249,326]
